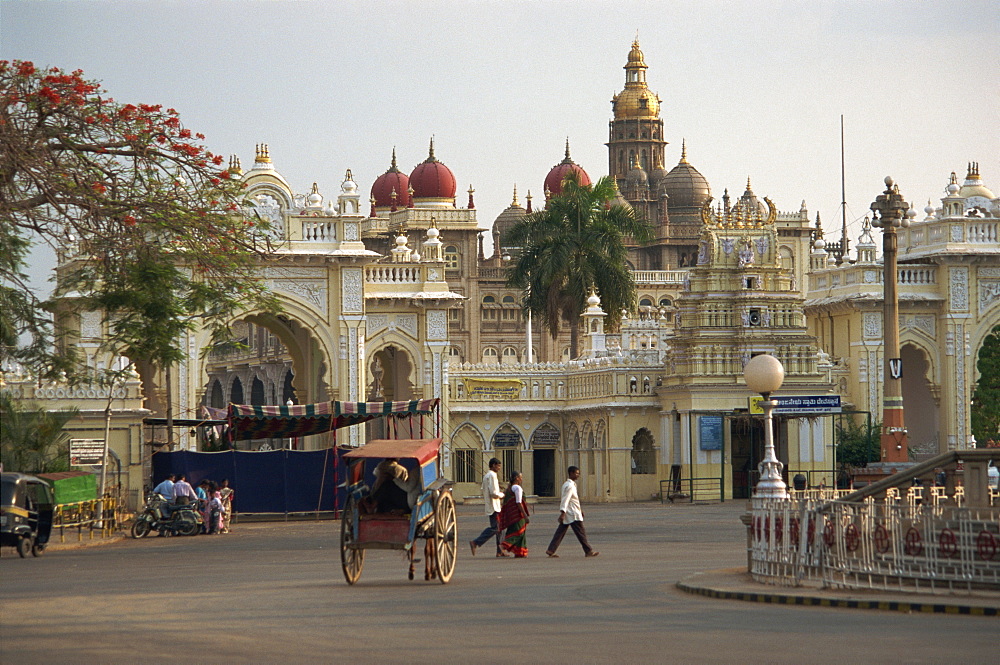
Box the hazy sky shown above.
[4,0,998,294]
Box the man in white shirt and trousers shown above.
[546,466,599,558]
[469,457,508,557]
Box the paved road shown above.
[1,502,995,663]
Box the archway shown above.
[900,343,939,456]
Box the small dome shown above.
[409,138,457,203]
[306,182,323,206]
[371,148,410,209]
[648,154,669,192]
[735,177,768,217]
[626,155,648,186]
[493,185,527,247]
[661,143,711,208]
[544,140,591,198]
[958,162,995,200]
[341,169,358,194]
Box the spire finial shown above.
[428,136,436,162]
[512,184,519,206]
[634,30,640,47]
[565,137,571,160]
[746,176,753,191]
[680,139,688,163]
[526,190,533,213]
[391,146,397,170]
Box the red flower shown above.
[123,215,137,226]
[92,182,107,194]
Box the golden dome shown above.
[612,88,660,119]
[611,39,660,120]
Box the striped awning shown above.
[227,399,439,441]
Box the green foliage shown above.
[971,324,1000,445]
[0,60,279,378]
[0,392,77,473]
[504,172,653,357]
[835,414,881,468]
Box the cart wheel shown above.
[17,535,33,558]
[434,491,457,584]
[340,499,365,585]
[131,519,151,539]
[31,541,46,557]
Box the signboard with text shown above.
[699,415,724,451]
[749,395,842,415]
[70,439,106,466]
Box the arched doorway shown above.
[900,343,939,456]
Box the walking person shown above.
[546,466,599,558]
[469,457,508,557]
[218,479,234,533]
[498,470,530,558]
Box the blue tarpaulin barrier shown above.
[151,448,347,514]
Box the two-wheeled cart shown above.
[339,438,456,584]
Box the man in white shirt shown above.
[152,474,176,502]
[545,466,599,558]
[172,474,197,505]
[469,458,507,557]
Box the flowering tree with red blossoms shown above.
[0,61,277,380]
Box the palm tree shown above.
[504,172,653,359]
[0,393,77,473]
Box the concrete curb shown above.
[677,569,1000,617]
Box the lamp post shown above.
[870,176,913,464]
[744,354,787,499]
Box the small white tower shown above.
[581,288,607,358]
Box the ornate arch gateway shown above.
[51,156,462,494]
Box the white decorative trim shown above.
[349,327,359,401]
[955,324,966,447]
[979,280,1000,314]
[863,270,878,284]
[80,311,101,339]
[367,314,388,334]
[427,310,447,340]
[344,221,359,241]
[950,224,963,242]
[863,312,882,339]
[950,267,969,311]
[868,350,879,416]
[263,266,325,279]
[272,279,328,316]
[901,314,936,337]
[397,314,418,338]
[342,268,363,312]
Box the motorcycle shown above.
[130,493,202,538]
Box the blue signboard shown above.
[749,395,842,414]
[699,415,724,451]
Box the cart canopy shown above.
[342,438,441,465]
[227,399,439,442]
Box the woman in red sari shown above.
[498,471,530,557]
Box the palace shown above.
[5,41,997,506]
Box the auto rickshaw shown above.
[1,472,55,557]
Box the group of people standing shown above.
[469,459,598,559]
[151,474,235,534]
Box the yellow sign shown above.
[463,378,523,399]
[749,396,765,414]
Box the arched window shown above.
[209,380,224,409]
[502,295,516,304]
[482,347,499,364]
[448,346,462,364]
[632,428,655,474]
[444,245,460,270]
[779,246,794,272]
[482,295,496,304]
[659,298,672,308]
[230,377,244,405]
[640,298,653,307]
[502,347,518,364]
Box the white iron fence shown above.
[750,497,1000,593]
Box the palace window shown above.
[632,428,656,474]
[444,245,460,269]
[453,449,477,483]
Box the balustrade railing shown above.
[364,265,422,284]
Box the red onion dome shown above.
[371,148,410,209]
[544,139,591,198]
[409,138,457,204]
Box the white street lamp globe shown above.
[744,354,784,396]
